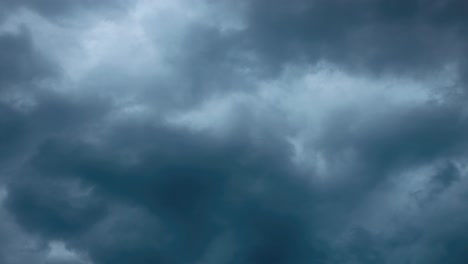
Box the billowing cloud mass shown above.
[1,0,468,263]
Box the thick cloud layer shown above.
[1,0,468,263]
[242,0,468,76]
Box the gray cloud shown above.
[0,29,54,88]
[1,0,468,263]
[240,0,468,77]
[0,0,131,23]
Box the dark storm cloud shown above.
[0,86,109,165]
[6,97,466,263]
[303,99,468,237]
[413,161,461,205]
[318,100,468,182]
[0,28,55,89]
[12,117,328,264]
[0,103,27,162]
[1,0,468,263]
[5,177,108,239]
[241,0,468,76]
[0,28,56,164]
[0,0,130,22]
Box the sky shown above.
[0,0,468,263]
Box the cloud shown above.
[240,0,468,78]
[0,0,131,23]
[1,0,468,263]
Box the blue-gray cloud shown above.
[1,1,468,263]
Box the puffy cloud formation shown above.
[1,0,468,263]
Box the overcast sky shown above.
[1,0,468,263]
